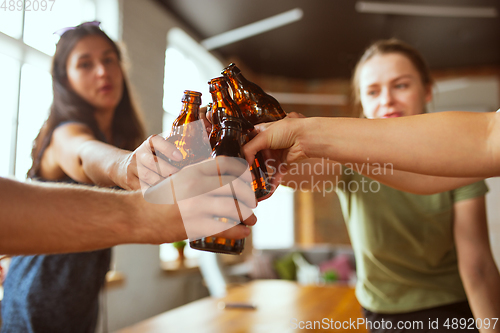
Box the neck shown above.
[94,108,115,142]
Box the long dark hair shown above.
[28,24,145,178]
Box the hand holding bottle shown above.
[243,113,308,190]
[144,156,257,243]
[111,134,182,192]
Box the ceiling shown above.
[157,0,500,80]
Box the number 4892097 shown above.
[1,0,56,11]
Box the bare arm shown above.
[45,123,123,185]
[44,123,180,190]
[0,163,257,255]
[281,158,482,195]
[244,111,500,179]
[453,196,500,331]
[363,168,483,195]
[0,177,155,254]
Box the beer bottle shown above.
[189,117,246,255]
[164,90,211,168]
[221,63,287,124]
[208,77,271,199]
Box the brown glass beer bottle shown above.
[221,63,287,124]
[189,117,246,255]
[163,90,211,168]
[207,77,271,199]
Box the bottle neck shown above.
[210,89,240,119]
[180,102,200,122]
[170,102,200,136]
[225,73,246,99]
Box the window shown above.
[0,0,101,180]
[162,27,223,137]
[161,28,223,261]
[160,28,294,262]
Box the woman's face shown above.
[66,35,123,113]
[359,53,432,119]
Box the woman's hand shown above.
[113,135,182,191]
[243,112,308,189]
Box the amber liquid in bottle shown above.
[221,63,287,124]
[189,118,246,255]
[208,102,220,150]
[207,77,271,199]
[163,90,211,168]
[221,64,285,198]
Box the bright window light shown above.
[0,8,23,39]
[0,53,21,177]
[15,63,52,179]
[24,0,96,56]
[253,186,295,249]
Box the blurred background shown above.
[0,0,499,331]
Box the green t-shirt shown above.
[335,170,488,313]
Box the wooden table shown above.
[117,280,368,333]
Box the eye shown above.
[395,83,409,89]
[367,90,378,97]
[78,61,92,69]
[103,57,115,64]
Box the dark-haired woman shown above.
[0,23,151,333]
[0,22,248,333]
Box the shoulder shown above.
[53,122,92,136]
[52,122,95,143]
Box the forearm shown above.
[364,168,483,194]
[281,158,343,190]
[460,260,500,332]
[301,112,499,178]
[0,178,139,255]
[454,197,500,331]
[78,140,130,187]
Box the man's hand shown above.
[144,156,257,241]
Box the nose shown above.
[380,87,395,107]
[95,62,108,77]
